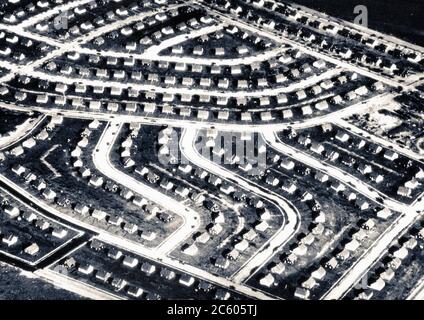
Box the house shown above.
[259,274,275,288]
[358,164,373,175]
[384,150,399,162]
[397,186,412,198]
[337,249,350,261]
[331,182,346,193]
[377,208,392,220]
[270,262,285,275]
[90,239,104,252]
[160,268,176,280]
[372,82,385,91]
[310,142,325,155]
[123,223,138,234]
[96,270,112,283]
[215,47,225,56]
[2,235,18,247]
[215,256,230,270]
[369,278,385,291]
[370,172,384,184]
[108,215,123,226]
[301,105,313,116]
[141,262,156,275]
[111,278,127,291]
[4,205,20,218]
[34,219,50,231]
[218,110,230,120]
[208,175,222,187]
[78,264,94,275]
[159,179,174,191]
[405,179,420,190]
[281,180,297,194]
[388,257,402,270]
[380,268,395,282]
[301,192,314,202]
[335,131,350,143]
[193,46,204,55]
[226,249,240,261]
[301,233,315,246]
[345,91,357,101]
[265,175,279,187]
[63,257,77,270]
[353,229,368,242]
[178,164,192,174]
[208,223,223,235]
[356,198,370,211]
[298,135,312,146]
[255,221,270,232]
[140,231,156,241]
[52,228,68,239]
[292,244,308,256]
[24,243,40,256]
[215,289,231,300]
[403,238,417,250]
[197,110,209,120]
[393,247,409,260]
[260,112,273,122]
[145,204,161,216]
[92,209,107,221]
[10,145,24,156]
[325,257,339,270]
[345,239,361,252]
[42,188,56,201]
[315,172,329,183]
[311,266,327,280]
[356,289,374,300]
[35,130,49,141]
[194,168,209,180]
[296,90,307,100]
[179,274,195,287]
[234,239,249,252]
[312,223,325,235]
[22,211,37,222]
[362,218,376,230]
[190,192,205,205]
[302,277,317,290]
[182,243,198,256]
[89,176,104,188]
[294,287,310,300]
[120,189,134,200]
[198,281,214,293]
[243,229,258,242]
[126,286,143,298]
[123,256,139,268]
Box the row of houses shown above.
[2,0,55,24]
[36,0,169,37]
[357,224,424,299]
[7,115,61,157]
[97,8,213,52]
[70,125,162,241]
[0,30,46,62]
[73,240,231,299]
[214,0,422,78]
[171,24,274,57]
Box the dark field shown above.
[0,263,84,300]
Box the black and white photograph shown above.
[0,0,423,310]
